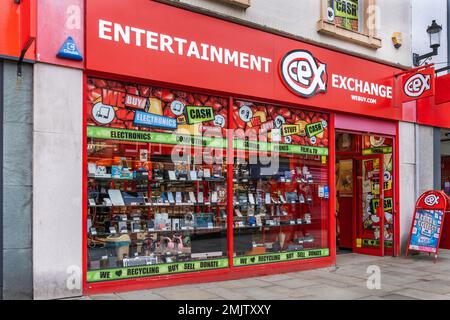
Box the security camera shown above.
[327,7,335,22]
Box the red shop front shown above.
[83,0,402,294]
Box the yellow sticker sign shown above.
[356,238,362,248]
[384,198,393,211]
[281,124,301,136]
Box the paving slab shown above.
[114,290,166,300]
[234,286,289,300]
[217,278,273,289]
[91,293,122,300]
[155,287,219,300]
[390,288,450,300]
[357,296,385,300]
[405,280,450,295]
[380,294,420,300]
[84,250,450,300]
[258,274,293,283]
[203,286,250,300]
[313,277,356,288]
[287,284,371,300]
[274,278,318,289]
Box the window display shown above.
[231,101,330,266]
[85,77,331,283]
[86,78,229,282]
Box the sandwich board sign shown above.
[406,190,449,262]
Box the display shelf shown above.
[88,221,319,239]
[89,227,227,237]
[233,179,319,185]
[88,176,226,183]
[88,202,227,208]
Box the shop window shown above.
[232,101,330,265]
[318,0,382,49]
[85,77,331,283]
[86,78,229,282]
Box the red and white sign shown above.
[86,0,402,121]
[280,50,327,98]
[401,68,434,103]
[416,190,446,210]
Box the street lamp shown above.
[413,20,443,67]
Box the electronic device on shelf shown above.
[133,170,149,180]
[121,191,146,205]
[108,190,125,206]
[285,192,298,203]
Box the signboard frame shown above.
[406,190,449,262]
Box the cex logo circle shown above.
[280,50,328,98]
[424,194,439,206]
[404,73,431,98]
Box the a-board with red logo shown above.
[406,190,450,261]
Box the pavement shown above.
[80,250,450,300]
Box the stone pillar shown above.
[33,63,83,299]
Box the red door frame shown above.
[353,154,385,257]
[334,128,399,257]
[82,71,337,295]
[335,155,356,250]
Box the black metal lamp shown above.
[413,20,443,67]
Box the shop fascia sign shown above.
[279,49,393,100]
[87,0,402,120]
[98,19,273,74]
[97,20,394,101]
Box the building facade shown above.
[2,0,450,300]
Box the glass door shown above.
[353,155,384,256]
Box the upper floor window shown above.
[329,0,362,32]
[318,0,381,49]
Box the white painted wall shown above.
[33,64,83,299]
[399,123,436,254]
[399,122,416,254]
[168,0,412,66]
[412,0,448,69]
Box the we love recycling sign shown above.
[87,258,228,282]
[233,248,330,266]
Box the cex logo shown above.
[404,73,431,98]
[424,194,439,206]
[280,50,328,98]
